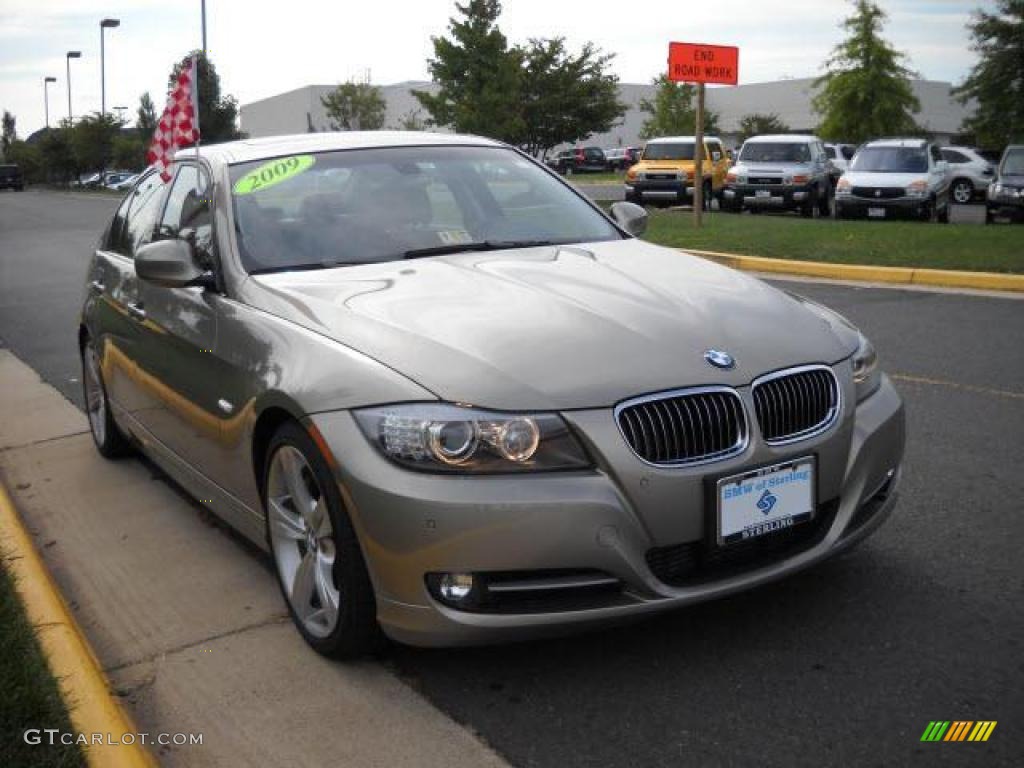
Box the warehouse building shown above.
[240,77,971,151]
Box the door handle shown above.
[90,279,105,293]
[126,302,146,321]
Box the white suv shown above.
[835,138,951,222]
[941,146,996,204]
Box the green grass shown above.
[637,209,1024,273]
[0,557,85,768]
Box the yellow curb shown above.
[685,248,1024,293]
[0,481,158,768]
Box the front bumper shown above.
[625,179,693,201]
[836,195,930,219]
[987,196,1024,222]
[724,183,813,209]
[312,372,905,647]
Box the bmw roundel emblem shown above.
[704,349,735,369]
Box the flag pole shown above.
[193,54,201,195]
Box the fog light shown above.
[438,573,475,602]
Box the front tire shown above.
[81,337,132,458]
[264,422,383,658]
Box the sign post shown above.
[667,41,739,228]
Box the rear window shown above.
[739,143,811,163]
[850,147,928,173]
[643,143,695,161]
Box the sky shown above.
[0,0,991,137]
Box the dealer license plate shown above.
[867,207,886,218]
[755,189,771,198]
[717,458,815,545]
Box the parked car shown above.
[823,143,856,185]
[0,163,25,191]
[985,144,1024,224]
[105,172,138,191]
[549,146,607,175]
[624,135,730,208]
[604,146,643,171]
[78,131,904,656]
[835,138,951,222]
[940,146,995,204]
[723,135,833,217]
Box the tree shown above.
[639,75,719,139]
[70,112,123,172]
[320,81,387,130]
[1,110,15,159]
[112,134,146,171]
[168,52,240,143]
[813,0,920,142]
[392,108,427,131]
[737,113,791,143]
[954,0,1024,148]
[136,92,157,143]
[39,121,77,183]
[519,38,626,157]
[413,0,524,142]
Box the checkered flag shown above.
[146,56,200,182]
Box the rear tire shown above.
[263,421,384,658]
[818,185,832,217]
[937,202,950,223]
[951,178,973,205]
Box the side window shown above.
[942,149,968,164]
[158,165,213,260]
[105,194,133,254]
[121,172,168,257]
[841,145,855,160]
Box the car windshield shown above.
[643,143,695,161]
[228,145,622,274]
[739,143,811,163]
[1000,149,1024,175]
[851,147,928,173]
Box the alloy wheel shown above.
[266,445,340,638]
[83,342,107,446]
[952,180,973,205]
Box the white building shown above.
[240,77,971,151]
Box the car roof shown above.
[195,131,504,165]
[745,134,819,143]
[646,136,722,144]
[863,137,928,148]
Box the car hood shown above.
[840,171,927,188]
[242,240,855,411]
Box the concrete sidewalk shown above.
[0,350,509,768]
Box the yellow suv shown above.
[625,136,731,208]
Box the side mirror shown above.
[135,239,207,288]
[610,201,648,237]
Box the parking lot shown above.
[1,189,1021,767]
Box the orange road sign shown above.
[668,42,739,85]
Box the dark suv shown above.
[0,164,25,191]
[549,146,607,175]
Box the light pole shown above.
[201,0,207,54]
[100,18,120,115]
[66,51,81,122]
[44,76,57,128]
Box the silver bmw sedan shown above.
[79,132,904,656]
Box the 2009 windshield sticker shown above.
[233,155,315,195]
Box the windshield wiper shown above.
[248,262,349,275]
[403,240,557,260]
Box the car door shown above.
[87,170,167,424]
[131,162,231,474]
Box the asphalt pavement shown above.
[1,188,1020,767]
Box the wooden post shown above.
[694,82,705,228]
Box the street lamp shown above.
[44,76,57,128]
[66,51,81,122]
[100,18,120,115]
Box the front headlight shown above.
[906,180,929,198]
[835,178,851,196]
[852,332,881,402]
[353,403,591,473]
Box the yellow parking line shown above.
[0,481,158,768]
[890,373,1024,401]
